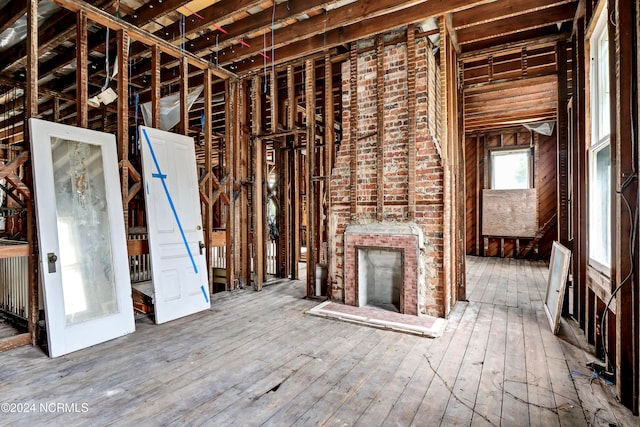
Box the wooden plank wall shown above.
[464,129,557,258]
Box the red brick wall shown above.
[329,31,445,317]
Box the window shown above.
[588,7,611,272]
[491,149,531,189]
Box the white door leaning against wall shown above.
[29,118,134,357]
[139,126,210,324]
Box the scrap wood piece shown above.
[0,151,29,178]
[3,173,31,200]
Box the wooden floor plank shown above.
[471,304,507,426]
[501,306,530,426]
[411,302,482,425]
[523,307,561,427]
[440,302,494,426]
[0,257,637,427]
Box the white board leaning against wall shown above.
[29,118,134,357]
[138,126,210,324]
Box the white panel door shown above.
[29,118,134,357]
[139,126,209,324]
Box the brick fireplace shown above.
[328,29,448,318]
[344,223,422,315]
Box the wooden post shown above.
[117,30,130,231]
[407,26,417,221]
[225,79,235,288]
[239,80,250,287]
[76,10,88,128]
[573,16,587,330]
[349,43,358,220]
[26,0,38,346]
[203,70,213,290]
[151,45,161,129]
[613,0,638,411]
[324,52,334,279]
[376,34,385,221]
[305,59,316,297]
[252,76,265,290]
[180,57,189,135]
[288,65,298,280]
[556,41,569,247]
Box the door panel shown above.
[29,118,134,357]
[139,126,209,324]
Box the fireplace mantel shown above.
[344,222,423,315]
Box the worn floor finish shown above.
[0,257,637,426]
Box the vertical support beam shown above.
[226,79,235,288]
[151,45,161,129]
[287,65,298,279]
[203,70,213,290]
[613,0,638,411]
[26,0,38,346]
[180,57,189,135]
[407,26,417,221]
[288,65,295,128]
[324,52,334,272]
[574,17,587,329]
[292,142,300,279]
[76,10,88,128]
[271,69,278,134]
[252,76,265,290]
[349,43,358,220]
[475,136,481,255]
[305,59,316,297]
[117,30,130,232]
[556,41,569,247]
[376,34,385,221]
[53,97,60,122]
[239,80,250,287]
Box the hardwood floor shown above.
[0,257,637,426]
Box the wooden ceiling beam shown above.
[461,27,569,55]
[153,0,266,40]
[186,0,342,55]
[51,0,234,79]
[218,0,445,65]
[229,0,493,74]
[457,3,576,45]
[453,0,575,30]
[128,0,193,27]
[0,0,28,35]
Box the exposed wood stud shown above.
[151,45,161,129]
[252,76,265,290]
[324,52,334,272]
[556,41,569,246]
[76,10,88,128]
[305,58,316,298]
[117,30,130,231]
[612,0,638,411]
[376,34,385,221]
[203,70,213,289]
[349,42,358,220]
[239,80,250,287]
[26,0,39,347]
[287,65,298,280]
[225,79,234,289]
[180,57,189,135]
[407,26,417,221]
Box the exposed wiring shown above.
[599,0,638,375]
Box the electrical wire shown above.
[599,0,638,373]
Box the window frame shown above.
[587,5,611,275]
[489,146,533,190]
